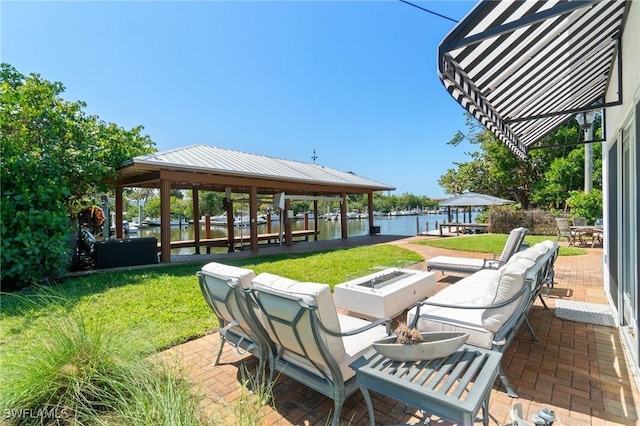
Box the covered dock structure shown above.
[113,144,394,262]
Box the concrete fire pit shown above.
[334,268,436,319]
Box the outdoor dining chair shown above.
[572,216,587,226]
[555,217,583,246]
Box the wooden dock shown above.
[419,223,489,237]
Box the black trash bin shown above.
[95,237,158,269]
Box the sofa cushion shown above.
[509,242,554,285]
[481,258,531,333]
[407,304,495,349]
[406,269,500,349]
[251,272,346,365]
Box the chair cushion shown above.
[201,262,255,290]
[200,262,257,334]
[498,227,526,262]
[481,258,530,333]
[281,313,389,381]
[252,272,346,364]
[427,256,486,273]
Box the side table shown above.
[351,344,502,426]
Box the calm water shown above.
[126,213,476,254]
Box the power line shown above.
[398,0,459,23]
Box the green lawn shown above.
[0,244,422,359]
[412,233,585,256]
[0,235,580,363]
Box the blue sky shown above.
[2,0,477,198]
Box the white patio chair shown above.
[426,227,528,275]
[572,216,587,226]
[249,273,391,426]
[197,262,273,383]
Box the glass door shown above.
[621,122,637,337]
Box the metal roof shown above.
[438,0,628,158]
[117,144,394,194]
[439,192,515,207]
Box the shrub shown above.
[488,206,556,235]
[1,63,155,290]
[565,189,603,224]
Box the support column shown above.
[226,199,235,252]
[313,200,319,241]
[160,178,171,263]
[115,187,124,239]
[285,199,293,246]
[585,125,594,192]
[340,193,348,239]
[368,192,375,234]
[205,214,211,254]
[192,187,200,254]
[249,186,258,251]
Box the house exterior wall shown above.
[603,0,640,389]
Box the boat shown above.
[325,212,339,221]
[109,220,138,234]
[146,218,187,226]
[124,220,138,234]
[260,214,280,222]
[209,215,228,227]
[295,212,315,220]
[209,214,267,227]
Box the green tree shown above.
[1,64,155,289]
[566,190,603,224]
[199,191,226,216]
[439,113,601,210]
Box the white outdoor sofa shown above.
[426,227,528,275]
[407,240,559,398]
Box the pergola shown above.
[113,144,395,262]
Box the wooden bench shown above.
[156,230,318,251]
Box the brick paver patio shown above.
[159,236,640,425]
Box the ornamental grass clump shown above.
[0,311,203,425]
[393,323,424,345]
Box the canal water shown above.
[126,213,477,254]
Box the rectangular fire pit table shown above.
[333,268,436,319]
[351,345,502,426]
